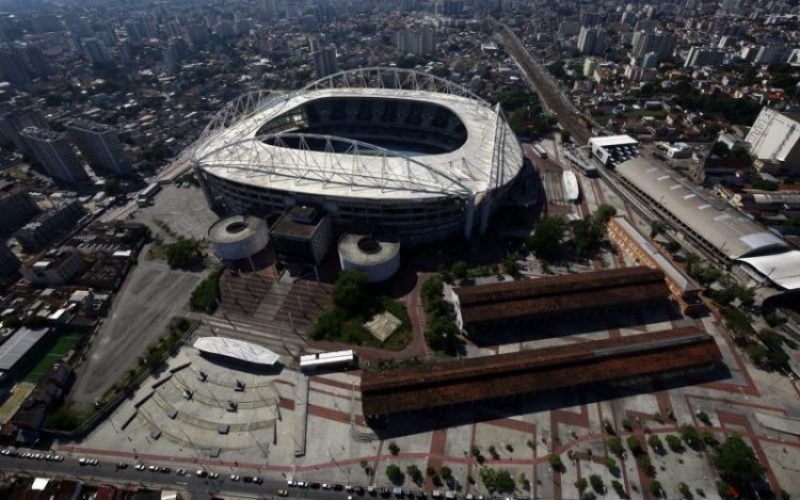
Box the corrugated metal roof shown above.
[616,157,786,259]
[0,327,50,371]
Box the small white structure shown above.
[562,170,580,202]
[338,233,401,283]
[193,336,280,366]
[299,350,356,370]
[208,215,269,261]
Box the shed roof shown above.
[361,327,721,415]
[616,157,786,259]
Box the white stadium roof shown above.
[616,157,787,259]
[193,337,280,366]
[737,250,800,290]
[192,68,523,201]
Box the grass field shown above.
[24,333,84,383]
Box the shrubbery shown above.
[190,265,224,313]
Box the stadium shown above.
[191,68,524,244]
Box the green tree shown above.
[626,435,643,455]
[503,253,519,276]
[648,434,664,454]
[650,220,667,238]
[388,442,400,455]
[386,464,404,484]
[607,436,624,456]
[589,474,604,494]
[650,479,664,496]
[451,260,469,280]
[440,465,452,480]
[528,216,567,261]
[332,270,369,313]
[593,204,617,226]
[548,452,564,470]
[666,434,684,452]
[680,425,701,448]
[574,477,588,495]
[164,237,203,269]
[406,465,420,482]
[712,434,765,493]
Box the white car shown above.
[230,474,241,481]
[287,480,296,487]
[148,465,159,471]
[135,464,146,470]
[176,468,186,476]
[209,472,219,479]
[195,470,207,477]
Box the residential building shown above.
[631,31,674,61]
[66,119,134,176]
[0,182,39,235]
[0,109,49,154]
[396,29,436,57]
[577,27,606,56]
[23,247,85,285]
[14,200,86,252]
[0,242,20,276]
[684,46,725,67]
[312,45,338,78]
[80,37,113,65]
[20,127,89,184]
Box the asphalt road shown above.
[0,453,368,500]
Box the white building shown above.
[66,119,134,176]
[396,29,436,57]
[745,107,800,175]
[684,46,725,67]
[20,127,89,184]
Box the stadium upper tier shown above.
[191,68,524,243]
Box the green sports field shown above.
[23,332,84,383]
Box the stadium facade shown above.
[191,68,524,244]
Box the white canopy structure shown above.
[193,337,280,366]
[737,250,800,290]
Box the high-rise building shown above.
[80,37,113,65]
[312,45,338,78]
[0,242,20,276]
[0,109,49,155]
[396,29,436,57]
[632,31,674,61]
[753,46,790,65]
[20,127,89,184]
[577,27,606,56]
[66,119,133,176]
[0,182,39,235]
[0,49,31,84]
[684,46,726,67]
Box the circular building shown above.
[338,233,400,283]
[191,67,524,245]
[208,215,269,261]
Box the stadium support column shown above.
[464,194,475,239]
[479,192,492,236]
[193,161,216,210]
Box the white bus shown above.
[136,183,161,206]
[299,350,357,371]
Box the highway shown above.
[0,452,364,500]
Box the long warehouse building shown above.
[616,157,800,290]
[361,326,722,416]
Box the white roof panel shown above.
[193,337,280,366]
[616,157,787,259]
[737,250,800,290]
[588,135,639,147]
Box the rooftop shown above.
[193,336,280,366]
[616,157,787,259]
[271,205,326,239]
[0,327,50,371]
[454,267,669,326]
[361,326,721,415]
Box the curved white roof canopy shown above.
[192,67,523,201]
[194,337,280,366]
[737,250,800,290]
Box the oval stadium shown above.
[191,68,524,244]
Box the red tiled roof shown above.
[454,267,669,325]
[361,326,721,416]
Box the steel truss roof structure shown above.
[192,68,523,200]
